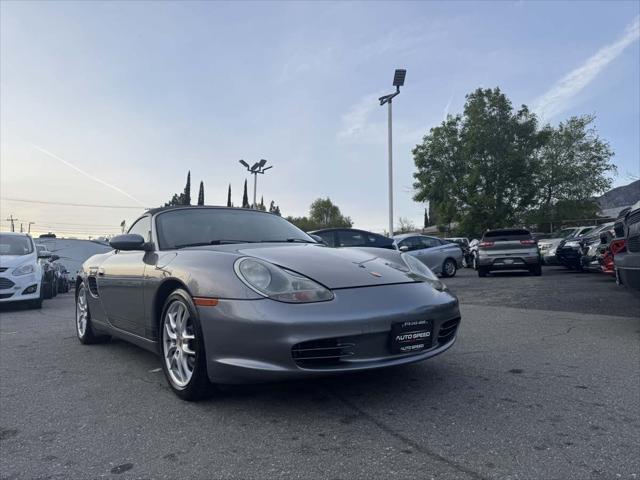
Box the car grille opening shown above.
[0,278,16,290]
[292,338,355,367]
[438,317,461,345]
[0,293,14,299]
[87,276,100,297]
[0,267,7,273]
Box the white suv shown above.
[0,232,43,309]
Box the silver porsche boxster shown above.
[75,206,461,400]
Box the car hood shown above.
[0,254,36,269]
[189,243,417,289]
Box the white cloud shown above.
[337,92,429,145]
[532,15,640,122]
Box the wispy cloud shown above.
[337,92,428,145]
[532,15,640,121]
[33,145,147,207]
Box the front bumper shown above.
[197,282,460,384]
[556,246,583,266]
[0,273,41,303]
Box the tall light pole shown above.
[379,69,406,236]
[238,159,273,208]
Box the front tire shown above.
[478,267,489,278]
[441,258,457,278]
[75,283,110,344]
[160,289,213,401]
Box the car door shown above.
[97,216,151,335]
[415,236,445,271]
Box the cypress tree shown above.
[242,180,249,208]
[227,184,232,207]
[197,181,204,206]
[183,171,191,205]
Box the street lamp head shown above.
[250,162,260,172]
[239,160,249,168]
[393,69,406,88]
[258,159,267,168]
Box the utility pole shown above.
[20,223,24,233]
[5,214,18,232]
[28,222,35,234]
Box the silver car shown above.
[393,234,463,277]
[477,228,541,277]
[76,207,461,401]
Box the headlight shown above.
[401,254,446,291]
[539,243,550,250]
[565,241,580,248]
[234,257,334,303]
[12,263,35,276]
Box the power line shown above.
[1,197,148,209]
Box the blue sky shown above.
[1,1,638,237]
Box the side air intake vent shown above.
[87,276,99,297]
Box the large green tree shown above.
[530,115,615,229]
[164,171,192,206]
[413,88,543,235]
[413,87,616,235]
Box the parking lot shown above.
[1,267,639,480]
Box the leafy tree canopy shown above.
[413,87,615,236]
[286,197,352,231]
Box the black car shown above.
[309,228,396,250]
[615,202,640,291]
[556,223,613,271]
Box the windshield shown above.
[0,234,34,256]
[156,208,315,250]
[557,228,577,238]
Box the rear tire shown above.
[478,267,489,278]
[441,258,457,278]
[75,283,110,344]
[160,289,213,401]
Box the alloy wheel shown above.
[162,300,196,388]
[76,284,88,337]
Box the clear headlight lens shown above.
[401,254,446,291]
[234,257,334,303]
[12,263,35,276]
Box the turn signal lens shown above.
[520,239,536,246]
[479,241,494,248]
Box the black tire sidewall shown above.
[442,259,456,278]
[159,289,211,401]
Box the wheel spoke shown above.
[165,322,177,340]
[182,342,195,356]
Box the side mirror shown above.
[399,245,409,252]
[38,251,52,259]
[50,255,60,262]
[110,234,153,251]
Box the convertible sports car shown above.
[76,206,461,400]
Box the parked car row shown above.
[310,228,464,277]
[0,232,70,309]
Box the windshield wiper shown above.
[260,238,317,244]
[174,240,256,249]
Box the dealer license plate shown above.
[390,319,433,354]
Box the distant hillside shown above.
[597,179,640,209]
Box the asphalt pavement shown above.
[1,266,638,480]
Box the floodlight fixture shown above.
[250,162,260,171]
[239,160,249,168]
[393,69,406,88]
[258,159,267,168]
